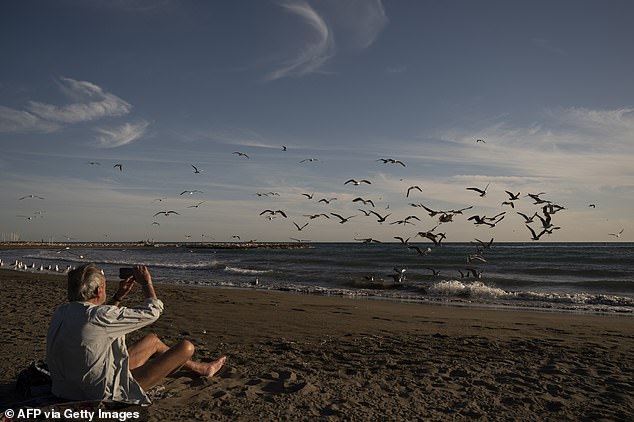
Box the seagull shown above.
[609,229,624,238]
[417,204,442,217]
[369,210,391,223]
[516,211,538,223]
[180,190,203,195]
[476,139,486,143]
[293,222,309,231]
[468,215,496,227]
[303,213,330,220]
[260,209,288,218]
[472,238,494,251]
[526,224,546,241]
[152,221,160,226]
[282,145,287,151]
[318,197,337,204]
[526,192,551,205]
[501,201,515,208]
[19,194,45,200]
[153,210,180,217]
[232,235,241,240]
[113,163,123,171]
[424,267,441,276]
[406,186,422,198]
[466,183,489,197]
[191,165,203,174]
[505,190,520,201]
[377,158,406,167]
[152,197,167,202]
[299,158,318,163]
[345,179,371,186]
[87,161,101,166]
[16,215,36,220]
[352,197,375,207]
[588,204,596,208]
[357,209,372,217]
[301,193,314,200]
[408,245,432,256]
[394,236,410,245]
[187,201,206,208]
[330,213,355,224]
[232,151,249,159]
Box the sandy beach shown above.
[1,268,633,421]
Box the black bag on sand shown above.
[16,360,52,397]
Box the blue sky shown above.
[1,0,632,242]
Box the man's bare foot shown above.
[191,356,227,377]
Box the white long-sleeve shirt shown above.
[46,298,164,405]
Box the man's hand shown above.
[133,265,152,286]
[133,265,157,300]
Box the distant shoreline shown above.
[0,241,311,250]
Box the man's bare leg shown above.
[129,334,227,390]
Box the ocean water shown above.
[3,242,634,314]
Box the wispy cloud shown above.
[0,106,59,133]
[330,0,387,50]
[0,77,134,136]
[531,38,566,56]
[427,106,634,188]
[267,1,334,81]
[27,77,131,123]
[95,120,149,148]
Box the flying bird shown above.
[299,158,318,163]
[517,211,538,223]
[153,210,180,217]
[476,139,485,143]
[87,161,101,166]
[187,201,206,208]
[318,197,337,204]
[345,179,371,186]
[354,237,382,244]
[113,163,123,171]
[408,245,432,256]
[191,165,203,174]
[330,213,355,224]
[301,193,314,200]
[303,213,330,220]
[406,186,422,198]
[394,236,410,245]
[293,222,309,231]
[377,158,406,167]
[282,145,287,151]
[232,151,249,159]
[19,194,45,200]
[466,183,489,197]
[588,204,596,208]
[352,197,375,207]
[505,190,520,201]
[180,190,203,195]
[526,224,546,241]
[369,210,391,223]
[259,209,288,218]
[609,229,624,238]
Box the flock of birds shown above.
[10,141,627,283]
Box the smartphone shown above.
[119,267,134,279]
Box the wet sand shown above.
[1,269,633,420]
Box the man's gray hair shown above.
[67,263,105,302]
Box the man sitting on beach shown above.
[46,263,226,405]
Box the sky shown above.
[1,0,633,243]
